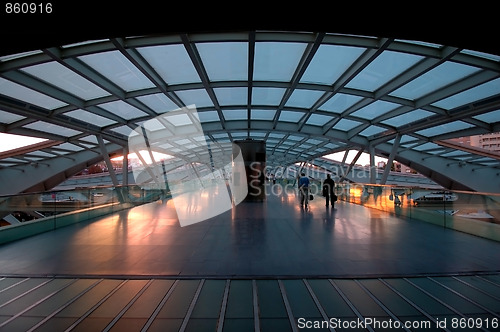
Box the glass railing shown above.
[332,182,500,242]
[0,184,169,228]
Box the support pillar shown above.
[369,145,376,184]
[380,134,401,185]
[234,139,266,201]
[97,135,124,203]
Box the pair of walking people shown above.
[298,173,336,208]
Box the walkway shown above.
[0,184,499,278]
[0,184,499,331]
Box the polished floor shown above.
[1,184,500,331]
[1,275,499,331]
[1,184,500,278]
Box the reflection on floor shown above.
[1,184,500,278]
[1,183,500,330]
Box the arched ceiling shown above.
[1,31,500,194]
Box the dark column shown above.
[233,139,266,201]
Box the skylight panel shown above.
[137,44,201,85]
[0,77,67,110]
[222,109,247,120]
[460,50,500,61]
[252,87,286,105]
[390,62,481,100]
[21,61,110,100]
[166,113,193,126]
[196,42,248,81]
[214,87,248,106]
[136,93,180,114]
[279,111,303,123]
[110,125,134,136]
[358,125,386,137]
[79,50,155,92]
[306,114,331,126]
[473,109,500,123]
[198,111,220,123]
[251,109,276,120]
[350,100,399,120]
[415,121,474,137]
[24,121,81,137]
[100,100,148,120]
[254,42,307,81]
[285,89,324,109]
[413,142,442,151]
[55,142,83,151]
[300,44,365,85]
[346,50,423,92]
[331,118,361,131]
[65,109,116,127]
[0,110,24,124]
[432,77,500,110]
[176,89,214,109]
[381,109,434,127]
[318,93,363,113]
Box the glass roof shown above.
[0,31,499,188]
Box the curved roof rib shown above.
[0,31,499,194]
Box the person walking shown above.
[322,174,336,208]
[298,172,310,207]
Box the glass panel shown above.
[79,50,155,92]
[268,133,285,139]
[197,42,248,81]
[166,113,193,126]
[110,125,134,136]
[252,87,286,105]
[332,118,361,131]
[26,151,54,158]
[350,100,399,120]
[24,121,81,137]
[0,110,24,124]
[176,89,214,108]
[198,110,220,122]
[21,61,110,100]
[381,109,434,127]
[473,109,500,123]
[279,111,303,123]
[461,49,500,61]
[54,142,83,151]
[318,93,363,113]
[214,87,247,106]
[65,109,116,127]
[285,89,324,108]
[251,109,276,120]
[413,142,442,151]
[100,100,148,120]
[432,78,500,110]
[301,44,365,85]
[223,109,247,120]
[287,135,303,141]
[358,125,385,137]
[347,50,423,92]
[0,77,67,110]
[254,42,307,81]
[136,93,180,113]
[390,62,480,100]
[416,120,474,137]
[137,44,201,85]
[306,113,331,126]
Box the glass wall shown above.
[334,182,500,242]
